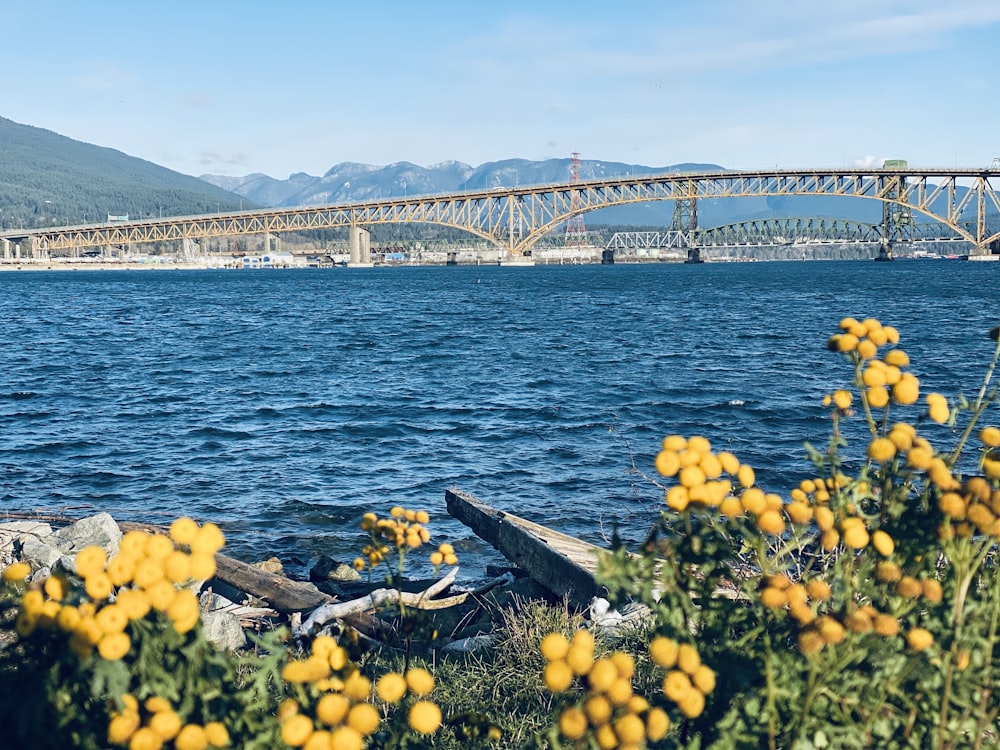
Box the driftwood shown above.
[294,566,464,637]
[445,488,605,608]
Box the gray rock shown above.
[19,534,64,570]
[200,609,247,651]
[54,513,122,557]
[0,521,53,567]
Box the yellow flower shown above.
[150,710,182,741]
[737,464,756,488]
[646,707,671,741]
[203,722,229,747]
[329,727,363,750]
[871,530,895,557]
[116,589,151,621]
[806,579,832,601]
[906,627,934,651]
[841,522,870,550]
[128,727,165,750]
[655,449,681,477]
[144,533,176,561]
[280,714,314,747]
[376,672,408,703]
[167,589,200,634]
[96,604,129,634]
[343,672,371,701]
[884,349,910,367]
[867,437,897,463]
[756,510,785,536]
[1,561,31,582]
[76,546,108,578]
[42,574,67,601]
[540,632,570,661]
[662,670,692,702]
[565,644,594,675]
[133,559,165,589]
[346,703,380,736]
[874,614,900,637]
[146,579,178,612]
[106,554,137,587]
[543,661,574,692]
[926,393,949,423]
[107,711,140,744]
[892,373,920,405]
[921,578,944,603]
[175,724,208,750]
[84,572,114,601]
[169,517,200,546]
[692,664,716,694]
[867,385,890,408]
[677,688,706,719]
[587,657,617,693]
[164,551,192,584]
[188,553,217,581]
[832,390,852,410]
[896,576,923,599]
[615,714,646,744]
[980,426,1000,447]
[191,523,225,555]
[584,694,613,725]
[558,707,588,740]
[316,693,350,725]
[408,700,442,734]
[649,636,679,668]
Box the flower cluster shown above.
[828,317,955,435]
[12,518,224,660]
[648,636,715,720]
[541,629,670,747]
[653,435,790,534]
[352,506,458,572]
[279,634,445,747]
[107,694,230,749]
[375,668,443,735]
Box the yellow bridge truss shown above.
[4,167,1000,258]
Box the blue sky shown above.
[7,1,1000,178]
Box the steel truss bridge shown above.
[4,167,1000,262]
[606,217,979,253]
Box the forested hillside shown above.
[0,116,251,230]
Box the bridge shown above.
[605,217,979,255]
[3,167,1000,264]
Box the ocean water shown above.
[2,260,999,582]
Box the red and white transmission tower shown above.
[564,152,587,246]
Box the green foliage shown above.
[0,116,250,229]
[591,315,1000,748]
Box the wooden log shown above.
[294,567,463,637]
[445,488,603,609]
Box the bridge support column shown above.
[348,226,373,268]
[1,239,9,260]
[684,247,703,264]
[875,241,894,262]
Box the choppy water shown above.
[1,261,998,582]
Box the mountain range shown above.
[0,114,892,231]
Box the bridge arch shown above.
[5,168,1000,261]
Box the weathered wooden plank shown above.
[445,488,604,608]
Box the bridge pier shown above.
[874,242,894,262]
[348,226,373,267]
[684,247,704,264]
[1,239,8,260]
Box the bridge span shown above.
[3,167,1000,264]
